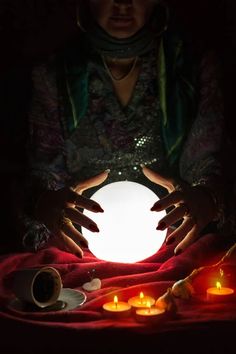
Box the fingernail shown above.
[156,222,166,230]
[151,203,162,211]
[75,252,83,258]
[105,169,111,174]
[166,237,175,245]
[92,205,104,213]
[140,164,145,168]
[89,224,100,232]
[175,249,182,256]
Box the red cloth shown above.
[0,233,236,354]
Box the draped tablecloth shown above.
[1,233,236,354]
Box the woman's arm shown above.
[21,61,107,254]
[28,60,69,196]
[142,51,233,254]
[179,51,226,227]
[21,60,70,251]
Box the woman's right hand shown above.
[34,170,110,257]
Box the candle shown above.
[207,281,235,302]
[103,296,131,317]
[128,292,155,309]
[136,301,166,323]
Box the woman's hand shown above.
[141,165,217,255]
[34,170,110,257]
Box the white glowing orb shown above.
[82,181,166,263]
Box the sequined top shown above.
[23,46,227,250]
[65,50,167,198]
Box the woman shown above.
[21,0,227,258]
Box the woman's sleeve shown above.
[28,61,69,193]
[179,51,229,231]
[21,61,70,251]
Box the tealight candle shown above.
[103,296,131,317]
[136,301,166,323]
[128,292,155,309]
[207,282,235,302]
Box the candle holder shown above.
[135,301,166,323]
[128,292,155,310]
[103,296,131,318]
[206,282,235,302]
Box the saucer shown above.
[58,288,86,310]
[8,288,87,314]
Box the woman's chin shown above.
[105,19,139,39]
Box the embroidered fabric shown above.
[22,216,51,252]
[192,177,225,226]
[179,52,226,229]
[65,50,168,198]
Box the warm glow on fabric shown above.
[82,181,166,263]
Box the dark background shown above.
[0,0,235,253]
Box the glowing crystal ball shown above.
[82,181,166,263]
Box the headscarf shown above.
[81,2,169,59]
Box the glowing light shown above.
[82,181,166,263]
[128,292,155,308]
[216,281,222,290]
[146,301,151,313]
[114,295,118,309]
[103,296,131,315]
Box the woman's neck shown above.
[102,56,140,82]
[102,55,141,107]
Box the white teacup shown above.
[11,267,62,308]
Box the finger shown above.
[174,223,199,255]
[165,217,195,245]
[151,190,185,211]
[64,207,100,233]
[52,230,81,255]
[66,191,104,213]
[141,165,175,192]
[61,222,88,248]
[156,204,188,230]
[74,169,110,194]
[58,230,84,258]
[47,235,69,251]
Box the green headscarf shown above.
[158,31,199,166]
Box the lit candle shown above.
[136,301,166,323]
[103,296,131,317]
[128,292,155,309]
[206,281,235,302]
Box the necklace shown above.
[102,56,139,83]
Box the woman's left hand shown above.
[142,165,218,255]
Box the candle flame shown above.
[139,292,144,304]
[146,301,151,313]
[216,281,222,290]
[220,268,224,278]
[114,296,118,304]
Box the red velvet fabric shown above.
[0,233,236,354]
